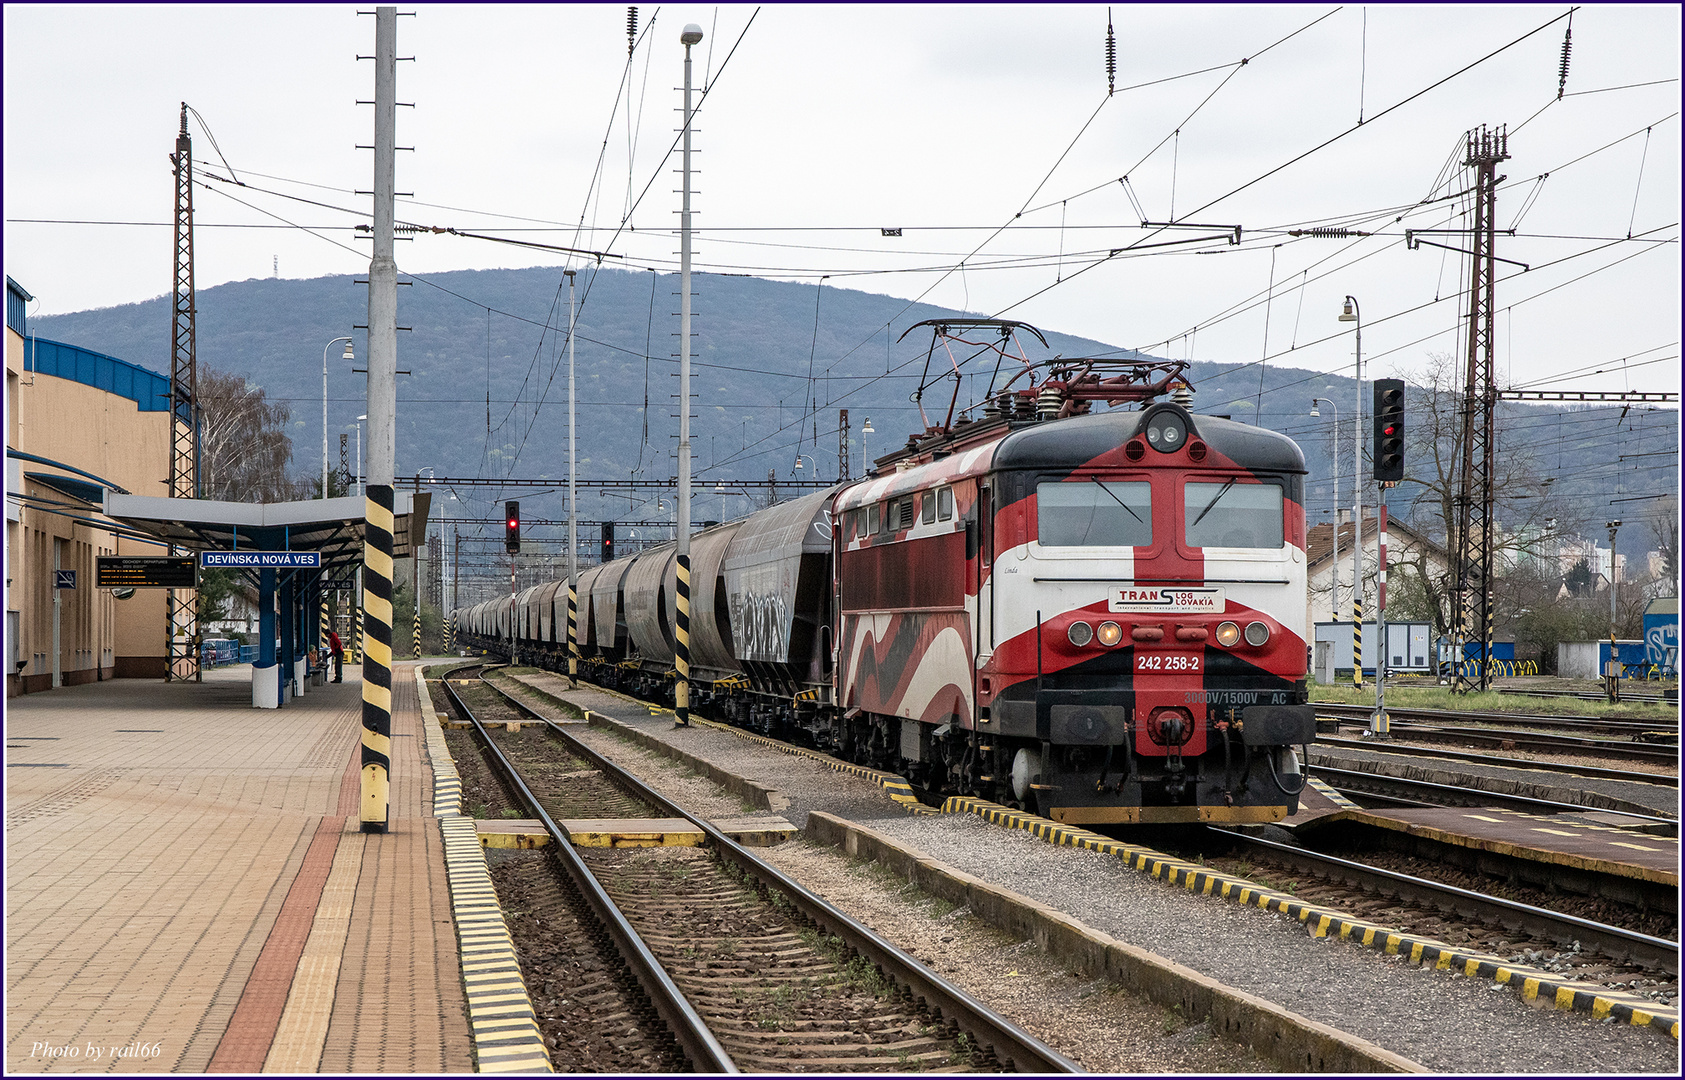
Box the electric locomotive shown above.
[454,321,1317,824]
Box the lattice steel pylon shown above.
[167,104,200,682]
[1451,125,1509,693]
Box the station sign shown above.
[199,551,321,569]
[97,556,197,589]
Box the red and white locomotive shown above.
[456,321,1317,824]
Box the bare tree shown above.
[198,368,309,502]
[1387,353,1563,641]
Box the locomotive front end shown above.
[983,403,1316,824]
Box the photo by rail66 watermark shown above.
[30,1040,163,1062]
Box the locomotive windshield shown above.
[1037,479,1152,546]
[1183,481,1283,548]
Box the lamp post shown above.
[793,452,815,477]
[324,337,354,499]
[1310,398,1341,632]
[861,417,874,475]
[1338,297,1364,692]
[1606,519,1622,702]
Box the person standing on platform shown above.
[328,629,345,682]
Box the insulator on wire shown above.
[1287,227,1368,238]
[1557,25,1572,99]
[628,6,639,57]
[1105,10,1117,95]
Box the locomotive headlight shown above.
[1067,621,1094,647]
[1145,414,1186,452]
[1215,621,1242,647]
[1244,621,1271,647]
[1096,621,1123,646]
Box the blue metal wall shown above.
[24,338,170,411]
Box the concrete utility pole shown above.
[360,5,399,834]
[567,269,579,688]
[674,22,703,727]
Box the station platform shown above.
[4,663,475,1073]
[1281,780,1679,888]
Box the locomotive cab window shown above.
[867,503,881,536]
[1183,480,1284,548]
[1037,480,1151,547]
[921,492,936,524]
[937,486,954,521]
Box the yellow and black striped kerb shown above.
[674,554,691,726]
[416,667,553,1071]
[567,583,578,687]
[360,484,394,834]
[941,795,1680,1039]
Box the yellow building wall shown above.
[6,326,171,694]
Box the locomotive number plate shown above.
[1109,586,1223,613]
[1135,653,1202,673]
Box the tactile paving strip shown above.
[417,667,552,1073]
[940,794,1680,1040]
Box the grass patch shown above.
[1310,681,1675,722]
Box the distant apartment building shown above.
[6,276,170,695]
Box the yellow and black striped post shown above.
[445,612,453,652]
[567,583,579,688]
[674,554,690,726]
[413,599,421,659]
[351,590,363,664]
[1351,597,1363,689]
[360,484,395,833]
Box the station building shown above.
[6,276,171,695]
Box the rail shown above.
[475,669,1080,1074]
[1315,735,1679,789]
[1309,763,1678,828]
[1208,829,1678,975]
[440,674,737,1074]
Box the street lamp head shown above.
[342,341,355,361]
[1309,400,1320,417]
[357,414,367,422]
[793,455,804,471]
[681,23,703,45]
[1338,299,1357,322]
[862,418,874,434]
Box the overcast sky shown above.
[4,3,1680,398]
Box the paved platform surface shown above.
[5,663,474,1073]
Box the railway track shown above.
[1308,763,1678,827]
[1314,734,1680,788]
[440,666,1078,1074]
[1314,701,1678,744]
[1203,829,1678,977]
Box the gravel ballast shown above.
[517,675,1681,1072]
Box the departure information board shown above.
[97,556,198,589]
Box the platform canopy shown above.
[103,492,429,583]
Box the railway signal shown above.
[505,501,521,553]
[600,521,615,563]
[1373,379,1405,483]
